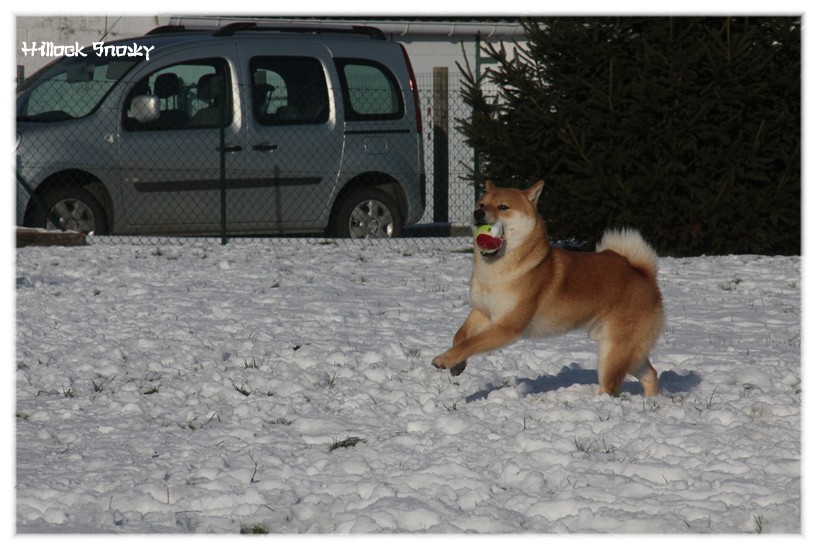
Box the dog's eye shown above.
[478,203,485,209]
[498,204,509,211]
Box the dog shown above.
[432,180,663,396]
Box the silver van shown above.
[16,23,425,238]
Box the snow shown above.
[12,237,803,534]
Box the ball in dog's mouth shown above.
[473,222,504,256]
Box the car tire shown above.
[29,185,109,235]
[331,188,403,238]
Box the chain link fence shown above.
[16,61,482,246]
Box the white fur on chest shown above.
[470,261,562,338]
[469,266,521,320]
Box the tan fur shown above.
[432,180,664,396]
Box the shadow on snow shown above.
[465,363,702,403]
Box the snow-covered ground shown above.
[14,238,801,534]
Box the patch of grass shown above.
[232,381,251,396]
[188,412,220,431]
[573,437,593,454]
[691,386,720,412]
[248,450,259,483]
[240,523,269,534]
[329,436,367,452]
[442,400,459,412]
[92,375,116,393]
[753,515,765,534]
[243,357,261,369]
[641,396,661,412]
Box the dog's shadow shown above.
[465,363,702,402]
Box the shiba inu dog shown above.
[432,180,664,396]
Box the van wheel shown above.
[332,188,403,238]
[29,186,108,235]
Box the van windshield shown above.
[17,54,140,122]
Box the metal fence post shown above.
[432,67,449,224]
[219,77,228,245]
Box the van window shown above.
[336,59,404,121]
[17,56,140,122]
[123,59,232,131]
[250,57,329,125]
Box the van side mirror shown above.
[130,95,160,123]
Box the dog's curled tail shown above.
[597,228,659,279]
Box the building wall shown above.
[16,16,167,76]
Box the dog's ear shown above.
[525,180,545,204]
[484,180,496,193]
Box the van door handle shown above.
[217,144,243,153]
[253,142,278,152]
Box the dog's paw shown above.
[450,362,467,377]
[432,352,457,370]
[431,355,449,370]
[433,353,466,376]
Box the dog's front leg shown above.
[432,314,523,374]
[433,309,487,375]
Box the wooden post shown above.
[432,67,449,223]
[16,228,86,247]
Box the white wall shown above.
[16,16,166,76]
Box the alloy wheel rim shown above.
[48,199,96,233]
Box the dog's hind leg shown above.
[597,312,661,396]
[631,358,659,397]
[626,314,662,396]
[598,340,659,397]
[596,337,632,396]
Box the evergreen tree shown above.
[458,17,800,256]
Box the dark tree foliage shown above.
[457,17,800,256]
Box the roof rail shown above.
[145,25,191,35]
[212,22,257,36]
[212,21,386,40]
[146,22,387,40]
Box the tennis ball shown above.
[473,222,503,255]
